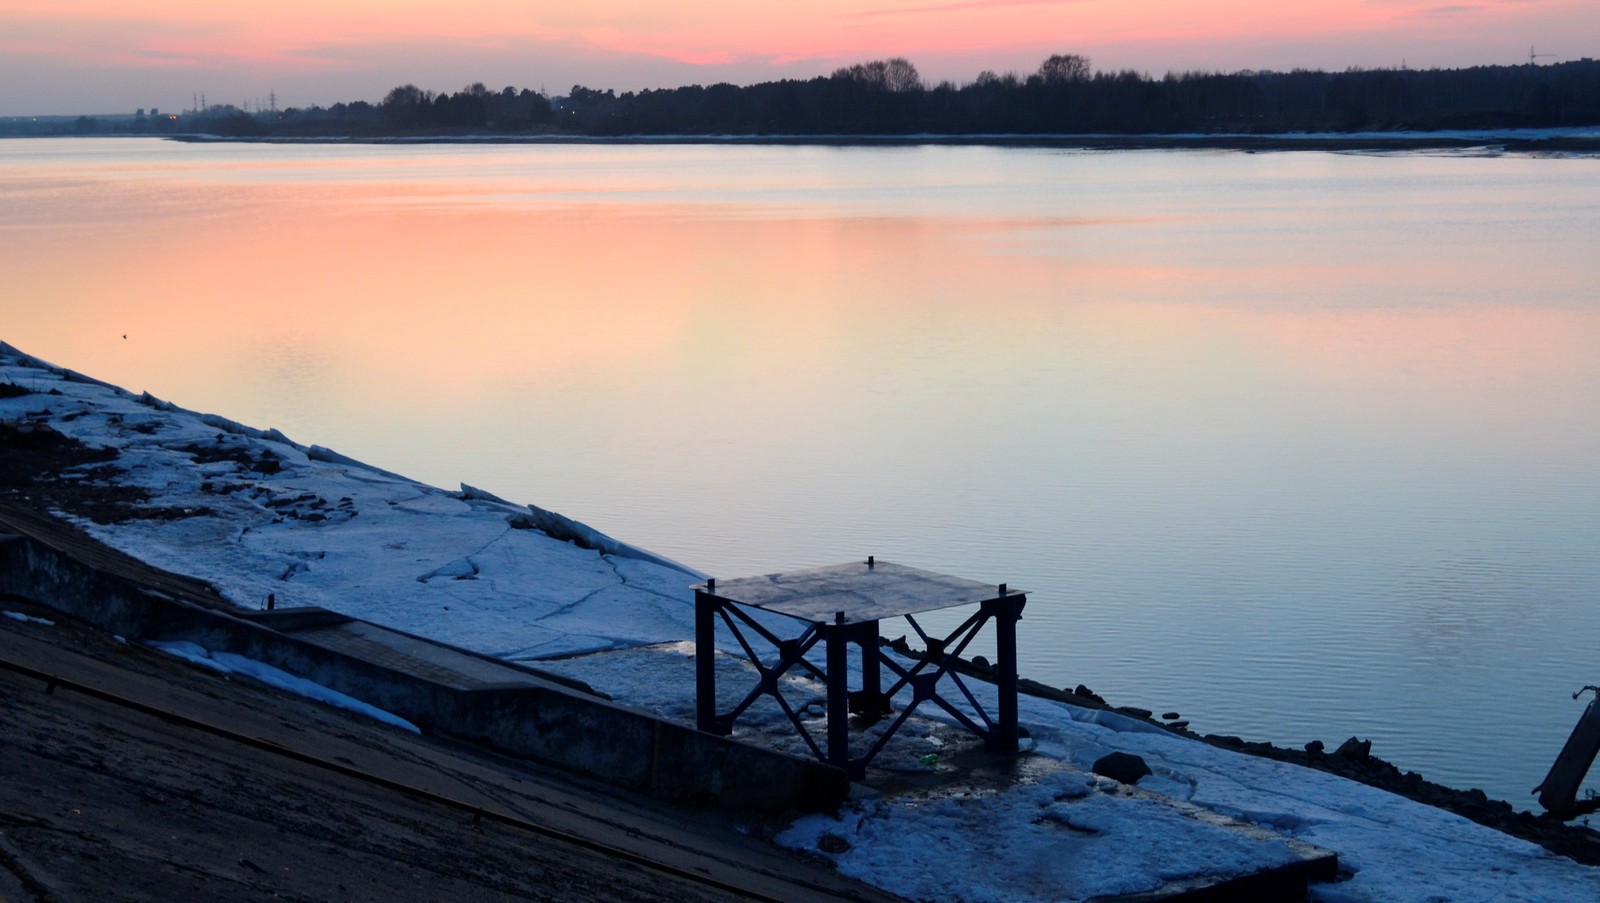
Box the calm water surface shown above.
[5,137,1599,805]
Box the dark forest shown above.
[16,55,1600,139]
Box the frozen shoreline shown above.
[4,339,1599,901]
[161,128,1600,155]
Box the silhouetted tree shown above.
[1038,54,1091,85]
[381,84,434,128]
[832,58,924,93]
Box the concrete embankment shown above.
[0,593,904,902]
[0,500,847,814]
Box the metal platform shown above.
[693,557,1026,779]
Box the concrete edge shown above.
[0,517,849,814]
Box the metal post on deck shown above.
[826,611,850,771]
[989,587,1025,752]
[695,585,725,735]
[859,620,881,710]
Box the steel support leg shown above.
[695,590,726,735]
[825,617,850,771]
[859,620,881,702]
[988,594,1025,752]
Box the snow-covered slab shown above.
[779,765,1332,903]
[0,342,699,661]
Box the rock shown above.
[1161,712,1181,721]
[1335,736,1372,760]
[817,833,852,854]
[1093,752,1152,785]
[1305,740,1325,755]
[1073,684,1105,704]
[1114,706,1153,719]
[971,655,991,670]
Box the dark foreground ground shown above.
[0,601,905,903]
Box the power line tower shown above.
[1529,45,1557,65]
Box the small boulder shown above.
[1093,752,1152,785]
[817,833,852,854]
[1335,736,1372,761]
[1305,740,1326,755]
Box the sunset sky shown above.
[2,0,1596,115]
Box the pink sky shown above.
[1,0,1596,115]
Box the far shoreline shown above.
[160,130,1600,154]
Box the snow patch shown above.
[147,640,421,734]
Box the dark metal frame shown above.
[695,584,1025,779]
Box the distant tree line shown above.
[8,55,1599,139]
[555,55,1600,136]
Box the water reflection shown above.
[3,139,1599,804]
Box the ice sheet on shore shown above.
[537,641,1600,902]
[3,341,1598,903]
[0,341,696,659]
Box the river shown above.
[4,136,1599,806]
